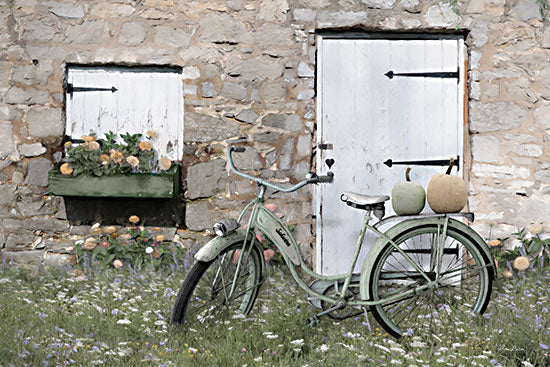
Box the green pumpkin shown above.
[427,158,468,214]
[391,167,426,216]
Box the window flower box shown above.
[47,131,180,199]
[47,165,180,198]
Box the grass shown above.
[0,259,548,366]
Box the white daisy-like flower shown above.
[117,319,131,325]
[145,247,154,254]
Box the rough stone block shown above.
[235,109,258,124]
[182,66,200,80]
[466,0,485,13]
[18,143,46,157]
[24,158,52,186]
[542,27,550,48]
[279,137,295,171]
[43,1,85,18]
[5,87,49,105]
[43,252,73,270]
[513,0,541,21]
[471,135,501,163]
[0,183,16,205]
[201,82,217,98]
[517,197,550,224]
[11,63,53,86]
[292,161,310,180]
[24,218,69,233]
[470,21,488,47]
[317,11,368,28]
[259,81,286,102]
[231,179,254,196]
[17,200,54,217]
[298,61,314,78]
[534,104,550,131]
[225,56,284,81]
[362,0,396,9]
[297,89,315,100]
[198,13,252,44]
[184,111,240,143]
[2,250,44,267]
[0,105,22,122]
[5,233,36,250]
[186,201,217,231]
[22,19,60,42]
[119,22,146,46]
[423,4,460,27]
[220,82,247,100]
[26,108,65,137]
[154,26,190,48]
[514,144,543,158]
[65,21,109,44]
[91,3,135,18]
[262,113,302,132]
[535,163,550,184]
[0,122,14,158]
[257,0,289,23]
[187,159,227,200]
[472,163,530,180]
[233,147,262,171]
[293,8,316,22]
[469,102,527,133]
[296,135,310,158]
[254,130,280,144]
[26,46,67,61]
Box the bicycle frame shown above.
[232,191,448,308]
[198,147,492,312]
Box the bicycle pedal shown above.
[306,316,320,327]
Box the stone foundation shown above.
[1,0,549,267]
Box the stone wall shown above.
[1,0,549,267]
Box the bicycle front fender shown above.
[195,228,249,262]
[359,217,494,302]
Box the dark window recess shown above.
[63,195,184,227]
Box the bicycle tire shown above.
[368,224,493,338]
[170,241,262,327]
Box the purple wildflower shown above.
[540,343,549,350]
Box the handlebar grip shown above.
[231,146,246,153]
[317,172,334,183]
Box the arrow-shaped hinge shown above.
[66,83,118,97]
[385,68,459,82]
[383,156,460,171]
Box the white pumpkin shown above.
[391,167,426,216]
[427,158,468,214]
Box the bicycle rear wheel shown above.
[170,241,262,327]
[368,224,493,338]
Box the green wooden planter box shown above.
[48,165,180,198]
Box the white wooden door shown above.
[66,66,184,160]
[316,37,465,275]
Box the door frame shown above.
[314,32,468,274]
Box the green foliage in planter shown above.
[61,131,172,177]
[74,222,184,271]
[490,228,550,278]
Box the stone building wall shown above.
[0,0,549,267]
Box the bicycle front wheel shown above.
[170,241,262,327]
[368,224,493,338]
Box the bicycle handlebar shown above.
[227,146,333,193]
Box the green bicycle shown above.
[171,146,494,338]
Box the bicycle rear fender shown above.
[359,217,494,302]
[194,228,266,278]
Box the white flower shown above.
[117,319,131,325]
[317,344,329,352]
[290,339,304,346]
[91,223,100,230]
[145,247,154,254]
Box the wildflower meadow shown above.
[0,248,548,367]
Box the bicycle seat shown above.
[340,192,390,207]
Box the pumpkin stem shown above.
[405,167,412,182]
[446,157,455,175]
